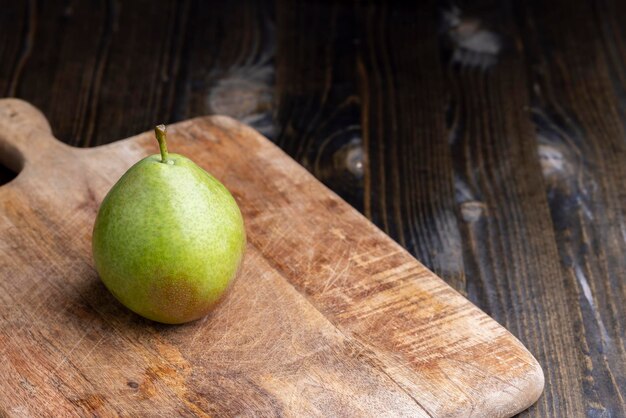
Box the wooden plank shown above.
[0,99,543,416]
[516,0,626,415]
[173,0,275,138]
[274,1,363,211]
[436,1,626,415]
[11,0,121,145]
[0,0,29,97]
[439,3,583,416]
[5,0,186,146]
[356,2,467,293]
[1,0,276,147]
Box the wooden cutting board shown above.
[0,99,543,417]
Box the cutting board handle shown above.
[0,98,62,173]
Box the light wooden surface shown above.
[0,99,543,417]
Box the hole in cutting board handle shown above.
[0,138,23,187]
[0,161,19,186]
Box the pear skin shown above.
[92,126,246,324]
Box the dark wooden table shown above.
[1,1,625,417]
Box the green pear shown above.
[92,125,246,324]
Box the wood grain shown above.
[440,4,586,415]
[274,1,363,211]
[173,0,274,137]
[516,0,626,415]
[357,2,467,293]
[0,99,542,416]
[1,1,625,417]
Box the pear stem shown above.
[155,124,169,163]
